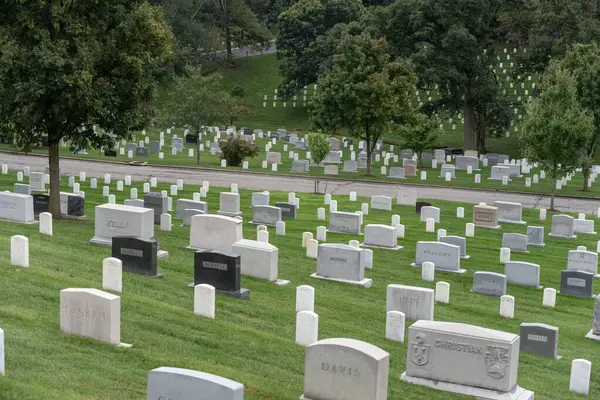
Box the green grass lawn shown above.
[2,125,599,199]
[0,171,599,399]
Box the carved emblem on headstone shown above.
[484,345,509,379]
[410,333,430,366]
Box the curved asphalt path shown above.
[1,152,598,214]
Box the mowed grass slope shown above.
[0,172,599,399]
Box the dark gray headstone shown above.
[520,323,559,359]
[32,194,49,215]
[136,147,149,157]
[67,195,85,216]
[150,141,160,154]
[186,134,198,144]
[274,202,297,219]
[104,150,117,157]
[560,270,594,298]
[194,250,249,299]
[473,271,507,297]
[144,192,167,224]
[112,237,161,277]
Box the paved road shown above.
[1,153,598,214]
[207,41,277,60]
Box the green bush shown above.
[307,132,331,164]
[230,86,245,98]
[219,134,259,166]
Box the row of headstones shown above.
[15,281,595,398]
[0,281,585,397]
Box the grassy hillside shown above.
[195,52,531,156]
[0,171,599,399]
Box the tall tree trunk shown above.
[583,168,590,190]
[550,179,556,210]
[196,124,201,166]
[225,25,233,63]
[48,136,62,218]
[464,80,476,151]
[365,123,372,175]
[476,122,486,154]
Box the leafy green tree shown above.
[555,42,600,190]
[307,132,331,165]
[0,0,173,216]
[311,31,418,175]
[473,73,513,153]
[307,132,333,193]
[153,0,270,66]
[502,0,600,74]
[220,134,259,166]
[210,0,271,64]
[161,71,236,165]
[377,0,510,151]
[276,0,363,95]
[521,64,594,210]
[398,114,440,167]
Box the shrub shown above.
[230,86,245,98]
[219,134,259,166]
[307,132,331,165]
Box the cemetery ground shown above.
[0,171,599,399]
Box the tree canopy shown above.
[276,0,363,96]
[0,0,173,215]
[554,42,600,190]
[520,63,594,209]
[311,30,418,174]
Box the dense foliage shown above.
[220,134,260,166]
[0,0,173,215]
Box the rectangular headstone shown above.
[274,202,297,219]
[403,320,520,392]
[0,192,35,224]
[560,270,594,297]
[112,237,160,277]
[146,367,244,400]
[251,192,269,207]
[362,224,400,249]
[494,201,526,224]
[414,241,463,273]
[520,323,559,359]
[549,214,577,239]
[189,214,243,253]
[91,203,154,246]
[315,243,366,283]
[386,284,434,320]
[329,211,361,234]
[232,239,279,282]
[567,250,598,276]
[176,199,208,220]
[303,338,389,400]
[371,195,392,211]
[194,250,248,299]
[144,192,168,224]
[60,288,121,345]
[251,205,282,226]
[504,261,541,288]
[473,272,507,297]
